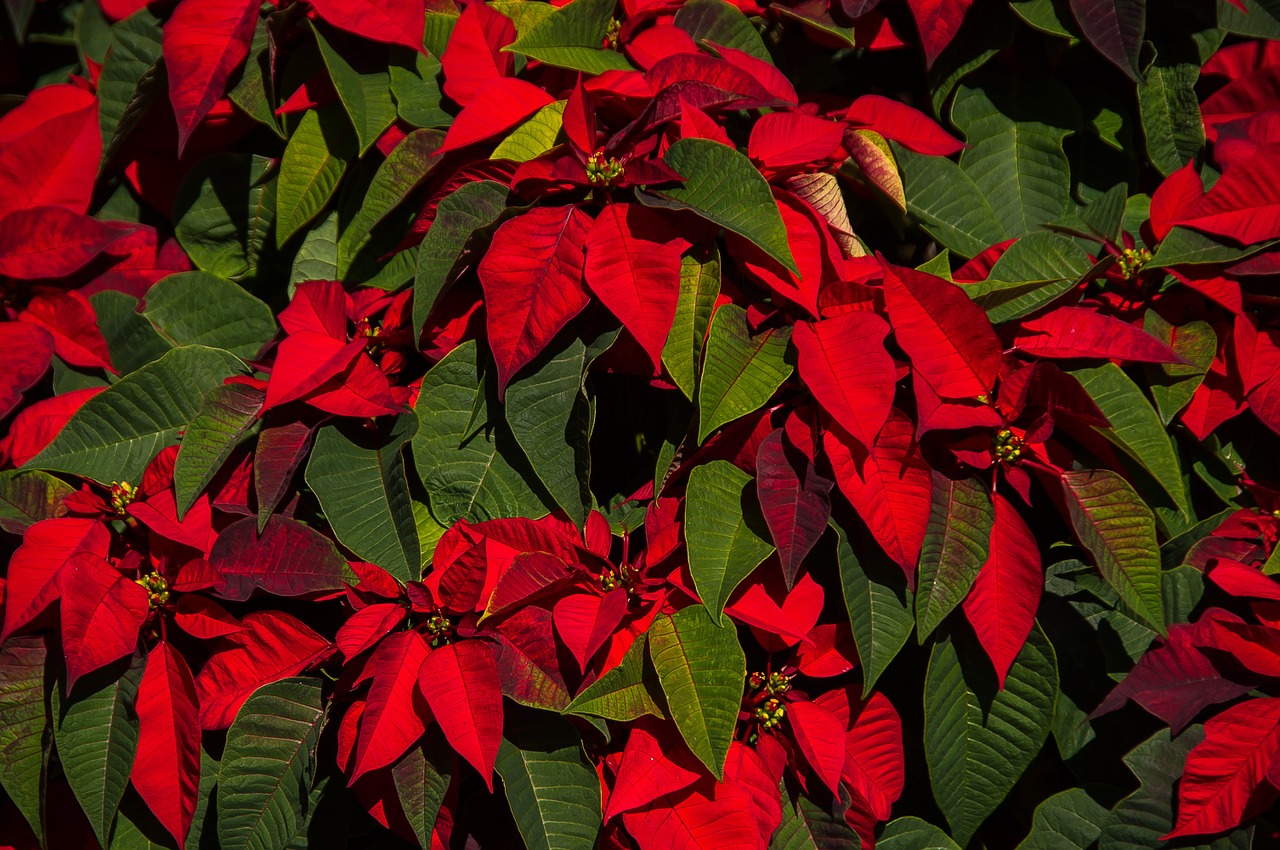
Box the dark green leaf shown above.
[174,154,277,281]
[915,473,993,640]
[685,460,775,622]
[0,470,74,535]
[390,51,452,130]
[1016,788,1109,850]
[878,817,960,850]
[227,16,282,137]
[897,145,1008,257]
[89,291,173,375]
[97,8,164,168]
[496,718,601,850]
[312,24,397,156]
[835,521,914,695]
[662,246,721,401]
[1138,61,1204,177]
[277,107,356,247]
[673,0,772,63]
[1144,314,1215,425]
[0,637,48,842]
[697,304,792,444]
[563,635,665,722]
[392,732,452,850]
[504,0,633,74]
[142,271,276,360]
[174,384,263,518]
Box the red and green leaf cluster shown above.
[2,0,1280,847]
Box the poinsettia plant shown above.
[3,0,1280,846]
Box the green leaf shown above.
[174,154,276,281]
[662,246,721,400]
[97,8,163,168]
[392,733,452,849]
[492,0,557,32]
[90,291,173,375]
[306,416,421,583]
[390,51,452,130]
[950,76,1077,238]
[1060,469,1165,634]
[563,634,665,722]
[277,107,356,247]
[770,786,862,850]
[505,335,594,527]
[26,346,245,486]
[1067,363,1193,525]
[1099,726,1207,850]
[337,128,443,278]
[496,718,601,850]
[879,817,962,850]
[0,470,74,535]
[228,16,282,137]
[217,678,326,850]
[142,272,276,360]
[492,100,567,162]
[312,23,397,156]
[54,658,142,848]
[1015,788,1109,850]
[835,520,914,695]
[985,230,1091,284]
[696,304,792,444]
[648,606,745,779]
[897,145,1008,257]
[915,473,993,641]
[644,139,798,272]
[1137,61,1204,177]
[673,0,772,64]
[504,0,633,74]
[1154,226,1278,267]
[174,384,263,519]
[291,212,341,285]
[411,341,550,525]
[924,624,1057,846]
[413,180,509,337]
[0,637,48,842]
[685,460,775,622]
[1144,314,1215,424]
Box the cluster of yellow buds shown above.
[135,573,170,608]
[603,17,621,50]
[752,698,787,730]
[1116,247,1152,279]
[993,429,1024,464]
[357,317,382,354]
[110,481,136,515]
[600,564,636,593]
[586,150,625,186]
[748,670,793,696]
[424,612,452,637]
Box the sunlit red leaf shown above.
[309,0,425,52]
[1012,306,1184,364]
[353,630,430,780]
[0,85,100,218]
[606,720,704,819]
[2,517,110,642]
[418,640,504,789]
[163,0,260,153]
[58,553,148,691]
[794,311,895,449]
[845,94,964,155]
[440,0,515,107]
[132,642,200,848]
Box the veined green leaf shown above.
[312,23,397,156]
[0,470,74,535]
[770,785,862,849]
[564,635,665,722]
[644,139,798,273]
[673,0,772,63]
[413,181,509,338]
[915,473,993,640]
[1144,314,1215,424]
[173,384,263,519]
[1060,469,1165,634]
[277,107,356,247]
[648,607,744,779]
[0,637,47,841]
[390,51,452,130]
[1152,227,1277,267]
[1138,61,1204,177]
[392,733,452,850]
[228,16,282,137]
[504,0,633,74]
[142,271,276,361]
[26,346,245,485]
[492,100,567,163]
[685,460,775,622]
[697,304,792,444]
[1016,787,1109,850]
[879,817,963,850]
[662,246,721,401]
[924,624,1057,846]
[97,8,163,168]
[496,718,601,850]
[306,416,421,583]
[90,291,173,375]
[835,520,914,694]
[897,144,1008,258]
[217,678,326,850]
[291,212,341,285]
[174,154,276,281]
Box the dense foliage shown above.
[2,0,1280,847]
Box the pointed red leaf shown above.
[883,264,1003,400]
[606,721,704,819]
[479,205,593,394]
[483,553,575,619]
[845,95,964,155]
[129,491,215,555]
[440,0,515,107]
[754,429,833,588]
[1012,306,1184,364]
[353,631,430,780]
[731,191,834,318]
[1150,163,1204,241]
[840,691,904,820]
[824,412,932,577]
[1068,0,1144,80]
[58,553,148,692]
[0,323,53,418]
[171,595,244,640]
[337,603,407,660]
[794,311,895,449]
[722,741,783,836]
[133,642,200,848]
[747,112,844,171]
[18,290,115,373]
[1174,144,1280,246]
[3,517,110,642]
[961,493,1041,688]
[264,334,365,411]
[622,783,762,850]
[1164,697,1280,839]
[438,77,555,154]
[554,590,629,672]
[905,0,973,67]
[194,610,332,729]
[418,641,504,789]
[584,203,684,370]
[0,209,133,280]
[163,0,260,153]
[208,515,353,601]
[0,85,100,218]
[796,623,859,678]
[309,0,425,52]
[788,699,847,796]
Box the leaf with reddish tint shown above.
[336,603,406,659]
[479,205,593,394]
[440,0,516,107]
[883,264,1003,400]
[419,641,504,790]
[132,642,200,848]
[755,429,833,588]
[354,631,430,780]
[208,515,355,601]
[3,517,110,641]
[0,85,100,218]
[58,553,149,692]
[254,419,318,532]
[747,112,844,171]
[1069,0,1145,81]
[170,595,244,640]
[483,553,576,620]
[841,692,905,820]
[1164,697,1280,839]
[584,203,684,370]
[845,94,964,155]
[128,490,215,555]
[0,209,132,280]
[788,699,847,795]
[1013,306,1183,364]
[163,0,260,153]
[961,493,1042,687]
[824,413,933,577]
[622,783,762,850]
[310,0,425,52]
[554,590,629,673]
[1174,144,1280,246]
[605,721,704,819]
[438,77,555,154]
[905,0,973,67]
[0,323,53,419]
[18,290,115,373]
[794,311,894,449]
[194,610,332,729]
